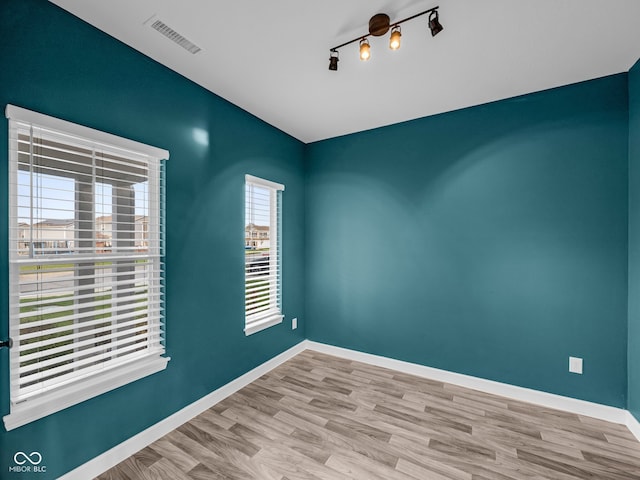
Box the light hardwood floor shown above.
[96,350,640,479]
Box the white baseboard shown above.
[626,411,640,441]
[305,341,630,427]
[61,339,640,479]
[59,341,308,480]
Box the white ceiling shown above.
[50,0,640,143]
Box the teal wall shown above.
[305,74,629,408]
[0,1,305,478]
[629,58,640,420]
[0,0,637,477]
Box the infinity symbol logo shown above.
[14,451,42,465]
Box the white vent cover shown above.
[150,19,201,54]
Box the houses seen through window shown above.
[244,175,284,335]
[4,104,169,430]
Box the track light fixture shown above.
[429,10,443,37]
[328,5,442,71]
[329,50,339,70]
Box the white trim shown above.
[5,104,170,160]
[4,355,170,431]
[58,341,307,480]
[245,174,284,191]
[305,341,629,425]
[626,411,640,442]
[244,314,284,336]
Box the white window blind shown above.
[245,174,284,335]
[4,105,170,430]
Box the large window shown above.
[245,175,284,335]
[4,105,169,430]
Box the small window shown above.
[4,105,169,430]
[244,175,284,335]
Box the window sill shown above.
[3,354,170,431]
[245,314,284,336]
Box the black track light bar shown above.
[329,6,440,54]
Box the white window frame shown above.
[4,105,170,431]
[244,174,284,335]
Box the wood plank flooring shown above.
[96,350,640,479]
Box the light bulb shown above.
[359,39,370,61]
[389,26,401,50]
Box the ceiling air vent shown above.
[150,19,201,54]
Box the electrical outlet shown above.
[569,356,583,374]
[292,318,297,330]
